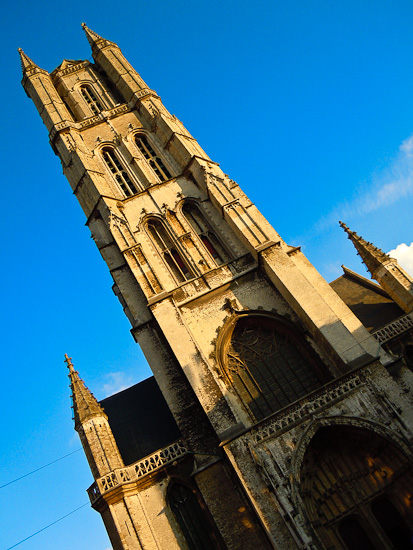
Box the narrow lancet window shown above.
[168,483,220,550]
[80,85,103,115]
[135,134,171,181]
[102,147,139,197]
[147,219,193,283]
[183,203,229,265]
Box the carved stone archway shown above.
[297,424,413,549]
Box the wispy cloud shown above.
[388,242,413,277]
[314,134,413,232]
[100,372,133,397]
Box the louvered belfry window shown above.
[182,203,229,265]
[226,317,321,421]
[147,219,193,283]
[102,147,139,197]
[80,85,103,115]
[135,134,171,181]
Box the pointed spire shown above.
[81,23,112,47]
[18,48,39,73]
[339,221,392,276]
[65,354,106,430]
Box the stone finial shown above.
[64,353,75,374]
[65,354,107,430]
[18,48,40,73]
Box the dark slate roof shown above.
[100,376,181,467]
[330,267,404,332]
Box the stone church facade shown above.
[20,24,413,550]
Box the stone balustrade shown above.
[372,313,413,344]
[87,440,187,504]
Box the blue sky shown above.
[2,2,413,549]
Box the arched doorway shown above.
[300,426,413,549]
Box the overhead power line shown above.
[0,448,82,490]
[4,502,89,550]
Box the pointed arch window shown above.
[135,134,171,182]
[147,219,193,283]
[168,483,222,550]
[223,316,323,421]
[102,147,139,197]
[182,202,230,265]
[80,85,103,116]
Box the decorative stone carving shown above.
[373,313,413,343]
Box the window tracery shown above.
[182,202,230,265]
[80,84,104,115]
[146,219,193,283]
[223,316,322,421]
[101,147,139,197]
[134,134,171,182]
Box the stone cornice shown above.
[51,60,90,80]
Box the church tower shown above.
[21,24,413,550]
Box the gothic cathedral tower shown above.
[21,24,413,550]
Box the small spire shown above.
[65,354,106,430]
[81,23,108,47]
[18,48,39,73]
[339,221,391,276]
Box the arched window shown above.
[224,316,322,421]
[80,85,103,115]
[147,219,193,283]
[168,483,221,550]
[135,134,171,181]
[101,147,139,197]
[182,203,230,265]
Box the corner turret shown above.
[340,221,413,313]
[66,353,107,430]
[18,47,73,133]
[80,23,152,106]
[65,355,124,479]
[18,48,39,73]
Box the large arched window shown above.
[101,147,139,197]
[182,202,230,265]
[147,219,193,283]
[80,84,104,115]
[168,483,222,550]
[223,315,323,421]
[135,134,171,182]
